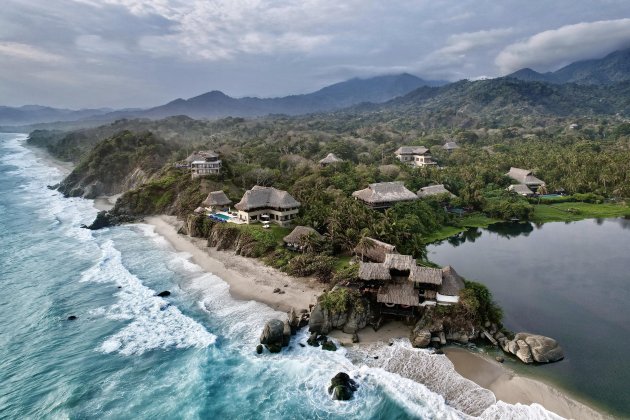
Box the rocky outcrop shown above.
[410,307,478,348]
[501,333,564,364]
[328,372,358,401]
[83,210,139,230]
[308,289,371,335]
[259,319,289,353]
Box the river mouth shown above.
[428,218,630,417]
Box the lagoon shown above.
[428,219,630,417]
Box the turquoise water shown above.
[0,134,565,419]
[211,213,231,221]
[428,221,630,417]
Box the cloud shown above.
[496,18,630,74]
[0,41,63,63]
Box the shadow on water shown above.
[446,221,535,247]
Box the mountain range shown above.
[507,47,630,85]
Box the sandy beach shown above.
[445,347,610,419]
[146,215,323,313]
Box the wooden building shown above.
[395,146,437,167]
[235,186,300,227]
[352,181,418,210]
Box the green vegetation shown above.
[319,288,364,314]
[532,202,630,223]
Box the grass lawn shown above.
[234,223,291,244]
[531,202,630,223]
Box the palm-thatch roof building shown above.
[319,153,343,167]
[443,141,460,152]
[506,167,545,191]
[352,182,418,209]
[437,266,465,304]
[186,151,222,178]
[202,191,232,211]
[354,237,396,263]
[235,186,300,227]
[395,146,437,167]
[508,184,534,197]
[283,226,322,251]
[417,184,456,199]
[357,252,456,310]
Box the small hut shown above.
[506,167,545,192]
[443,141,460,152]
[353,237,396,263]
[377,282,420,308]
[283,226,322,251]
[352,182,418,209]
[417,184,456,199]
[409,265,443,302]
[437,266,465,304]
[319,153,343,167]
[202,191,232,212]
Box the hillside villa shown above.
[356,253,465,316]
[319,153,343,167]
[506,167,545,192]
[508,184,535,197]
[417,184,456,198]
[352,181,418,209]
[235,186,301,227]
[186,151,222,178]
[395,146,437,167]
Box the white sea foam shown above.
[81,239,216,355]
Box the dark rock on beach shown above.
[328,372,358,401]
[260,319,287,353]
[157,290,171,297]
[84,210,138,230]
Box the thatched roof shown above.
[417,184,455,198]
[283,226,322,244]
[409,265,443,285]
[443,141,460,150]
[353,237,396,263]
[352,182,418,205]
[506,167,544,186]
[186,150,219,163]
[319,153,343,164]
[358,262,391,281]
[202,191,232,207]
[508,184,534,196]
[439,266,465,296]
[383,253,414,271]
[377,283,420,306]
[235,186,300,211]
[395,146,429,155]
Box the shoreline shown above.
[145,214,609,420]
[23,140,611,419]
[444,347,610,420]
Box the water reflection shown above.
[446,222,535,247]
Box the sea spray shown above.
[80,239,216,355]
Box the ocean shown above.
[0,133,564,419]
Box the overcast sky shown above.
[1,0,630,108]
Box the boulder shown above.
[446,331,469,344]
[282,320,292,347]
[496,356,504,363]
[322,340,337,352]
[287,307,300,334]
[67,315,78,321]
[256,344,263,354]
[517,333,564,363]
[439,331,446,345]
[308,303,330,334]
[260,319,286,353]
[515,339,534,364]
[351,333,360,343]
[410,328,431,348]
[328,372,358,401]
[307,332,320,347]
[157,290,171,297]
[341,303,369,334]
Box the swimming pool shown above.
[210,213,231,221]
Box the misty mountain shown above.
[133,73,445,119]
[0,105,115,126]
[508,48,630,85]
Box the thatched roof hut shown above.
[352,182,418,208]
[409,265,443,286]
[353,237,396,263]
[508,184,534,196]
[383,253,414,271]
[439,266,465,296]
[417,184,456,198]
[377,283,420,307]
[358,262,391,281]
[443,141,460,151]
[395,146,429,156]
[319,153,343,166]
[202,191,232,208]
[235,186,300,211]
[506,167,545,187]
[283,226,322,244]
